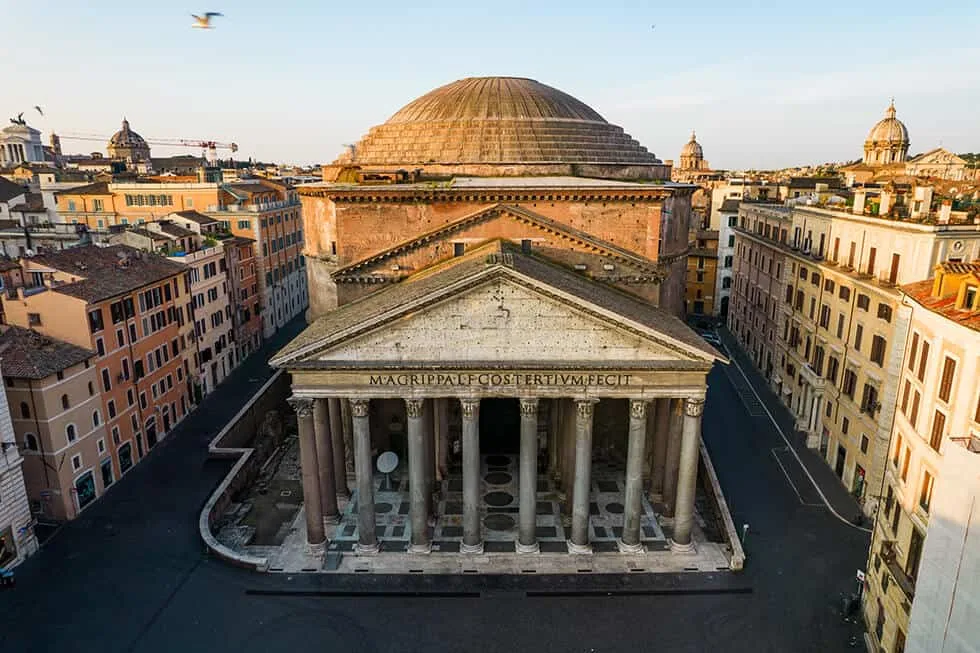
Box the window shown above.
[88,381,94,396]
[842,417,849,435]
[839,286,850,301]
[72,454,82,471]
[901,447,910,482]
[917,341,930,381]
[88,309,104,333]
[908,333,919,372]
[112,426,120,445]
[96,337,105,357]
[919,471,934,512]
[116,328,125,348]
[860,434,869,454]
[907,529,924,582]
[893,436,903,467]
[101,368,111,392]
[901,380,911,414]
[101,457,114,489]
[826,356,839,383]
[860,383,879,416]
[107,400,116,419]
[877,304,892,322]
[92,410,101,427]
[870,335,886,366]
[938,356,956,402]
[28,312,42,326]
[66,423,77,443]
[819,305,830,328]
[127,389,134,407]
[929,410,945,451]
[823,278,835,293]
[853,324,863,351]
[836,314,845,338]
[909,390,921,428]
[842,369,858,399]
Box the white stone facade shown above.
[0,364,39,568]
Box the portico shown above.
[272,241,722,559]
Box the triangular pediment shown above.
[909,148,965,165]
[317,277,684,363]
[332,203,662,280]
[272,244,721,369]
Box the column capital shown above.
[288,396,314,418]
[684,397,705,418]
[629,399,650,419]
[459,398,480,419]
[575,398,598,419]
[519,398,538,416]
[405,398,424,418]
[349,398,370,418]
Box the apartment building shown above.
[686,227,718,317]
[0,359,38,567]
[729,190,980,512]
[209,181,307,337]
[170,244,233,395]
[2,246,192,478]
[0,326,110,521]
[56,179,308,338]
[222,236,262,360]
[864,262,980,653]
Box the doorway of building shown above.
[835,445,847,479]
[146,417,158,449]
[479,398,520,454]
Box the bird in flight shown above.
[191,12,223,29]
[34,105,43,116]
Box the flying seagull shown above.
[34,105,43,116]
[191,12,223,29]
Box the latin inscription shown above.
[369,373,632,387]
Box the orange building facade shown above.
[3,246,192,491]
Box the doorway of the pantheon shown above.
[479,398,520,454]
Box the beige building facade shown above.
[0,326,110,521]
[0,359,38,568]
[864,262,980,653]
[730,199,980,514]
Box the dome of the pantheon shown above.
[342,77,661,166]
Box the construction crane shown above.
[58,132,239,165]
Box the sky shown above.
[4,1,980,169]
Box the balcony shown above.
[881,541,916,601]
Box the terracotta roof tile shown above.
[0,325,95,379]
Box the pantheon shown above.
[271,77,735,565]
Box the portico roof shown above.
[272,240,724,370]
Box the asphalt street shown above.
[0,318,870,653]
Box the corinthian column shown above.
[619,399,649,553]
[328,398,349,499]
[460,398,483,554]
[517,398,539,554]
[671,397,704,552]
[351,398,378,554]
[289,397,325,554]
[406,398,431,554]
[568,399,596,554]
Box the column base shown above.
[354,541,380,555]
[323,514,340,527]
[516,540,540,554]
[408,542,432,555]
[616,538,646,554]
[306,540,326,556]
[566,539,593,555]
[460,540,484,554]
[668,538,697,554]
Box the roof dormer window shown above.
[962,285,978,311]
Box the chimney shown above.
[852,190,866,215]
[911,186,933,220]
[938,200,952,224]
[879,190,892,216]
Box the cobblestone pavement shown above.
[0,317,870,652]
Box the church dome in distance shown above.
[343,76,661,168]
[680,130,703,158]
[109,119,148,149]
[866,101,908,145]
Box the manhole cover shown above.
[486,455,511,466]
[484,491,514,507]
[484,472,513,485]
[374,502,393,513]
[606,502,624,514]
[484,514,516,531]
